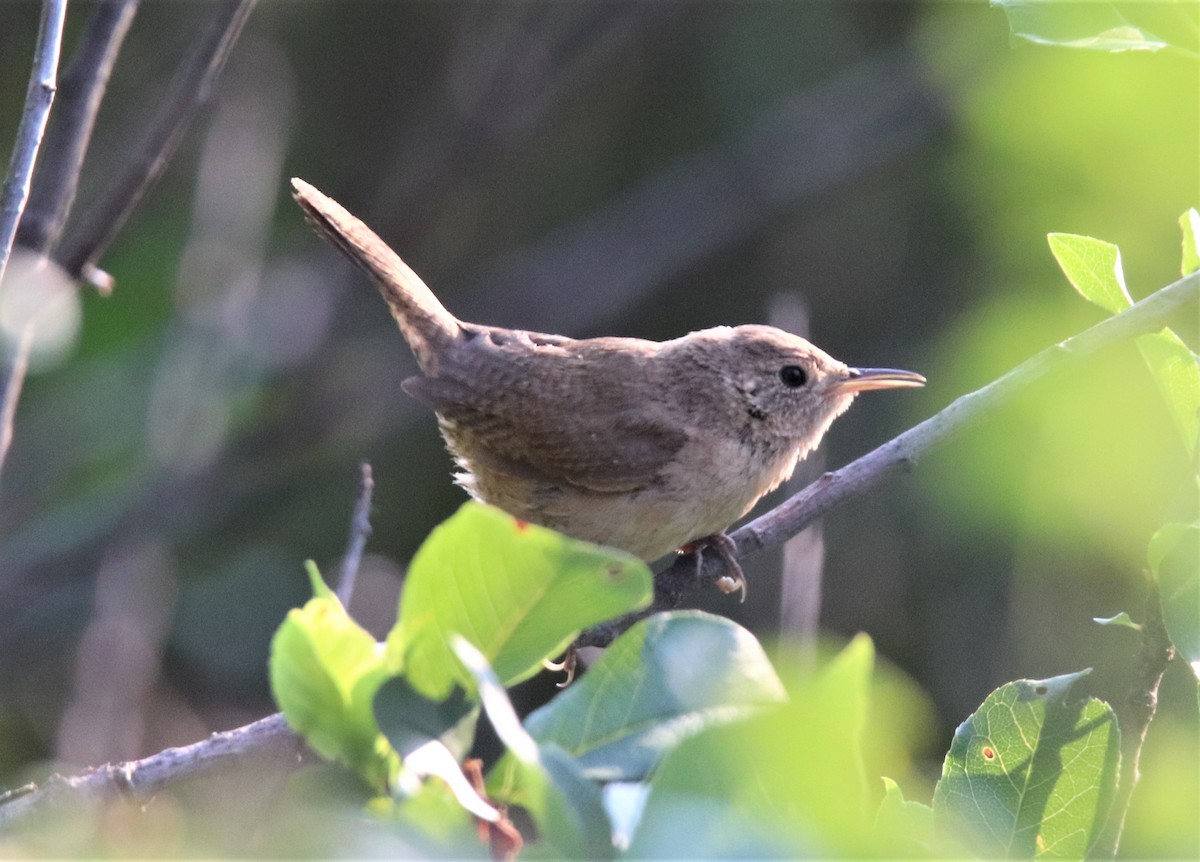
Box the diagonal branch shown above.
[57,0,257,290]
[577,269,1200,646]
[0,0,69,285]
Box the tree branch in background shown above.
[0,326,35,480]
[16,0,141,258]
[337,462,375,608]
[58,0,257,291]
[578,269,1200,647]
[0,0,68,284]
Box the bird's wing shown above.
[402,330,686,493]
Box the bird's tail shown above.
[292,178,459,373]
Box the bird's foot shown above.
[679,532,746,603]
[542,644,578,687]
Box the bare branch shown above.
[0,325,35,480]
[0,0,68,284]
[337,462,375,608]
[0,713,297,829]
[17,0,141,256]
[58,0,257,289]
[578,269,1200,647]
[1099,576,1175,857]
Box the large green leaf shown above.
[1135,329,1200,457]
[1149,523,1200,680]
[932,670,1120,858]
[991,1,1195,55]
[453,638,614,860]
[1047,233,1131,314]
[269,563,397,790]
[388,502,652,699]
[522,611,786,781]
[627,635,877,857]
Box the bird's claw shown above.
[542,645,578,687]
[682,532,747,603]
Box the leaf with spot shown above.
[932,670,1120,858]
[387,502,652,699]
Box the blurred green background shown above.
[0,1,1196,856]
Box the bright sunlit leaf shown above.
[1047,233,1131,314]
[933,669,1120,858]
[1180,208,1200,275]
[1135,329,1200,456]
[270,562,397,790]
[1093,611,1142,631]
[1148,523,1200,681]
[991,1,1179,54]
[388,502,652,699]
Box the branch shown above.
[57,0,257,290]
[336,462,375,608]
[0,325,35,480]
[16,0,141,257]
[0,713,297,830]
[0,0,68,284]
[1099,576,1174,857]
[578,269,1200,647]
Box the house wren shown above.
[292,178,924,599]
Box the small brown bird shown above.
[293,178,924,599]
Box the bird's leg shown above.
[542,644,578,687]
[679,532,746,603]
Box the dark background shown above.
[0,2,1196,855]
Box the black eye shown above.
[779,365,807,388]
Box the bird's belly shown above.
[456,436,800,562]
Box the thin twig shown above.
[1098,576,1174,857]
[58,0,257,290]
[0,0,69,285]
[0,325,35,480]
[578,269,1200,647]
[337,462,375,608]
[0,713,296,830]
[17,0,141,257]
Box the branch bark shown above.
[0,0,68,284]
[57,0,257,289]
[0,713,297,830]
[16,0,141,257]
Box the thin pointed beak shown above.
[837,367,926,393]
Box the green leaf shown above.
[991,1,1180,54]
[389,502,652,699]
[269,562,397,789]
[1180,208,1200,276]
[1135,329,1200,457]
[453,637,614,859]
[1093,612,1142,631]
[1047,233,1131,314]
[932,669,1120,858]
[522,611,786,781]
[627,635,878,857]
[873,777,936,855]
[374,677,476,761]
[1149,523,1200,680]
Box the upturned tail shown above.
[292,178,459,373]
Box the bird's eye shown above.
[779,365,808,388]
